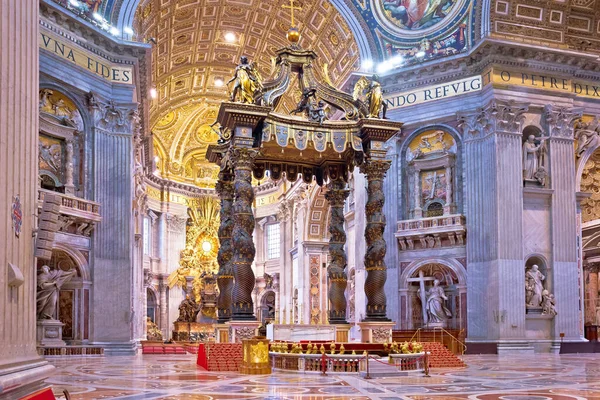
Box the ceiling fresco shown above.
[350,0,475,64]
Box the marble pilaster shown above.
[459,100,529,350]
[89,99,138,355]
[0,1,55,396]
[545,105,584,340]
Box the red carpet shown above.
[422,342,466,368]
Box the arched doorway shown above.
[260,290,276,323]
[147,288,158,325]
[399,259,467,331]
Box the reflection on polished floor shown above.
[46,354,600,399]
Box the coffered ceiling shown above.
[133,0,360,188]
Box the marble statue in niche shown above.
[522,134,548,186]
[525,264,545,308]
[36,265,77,320]
[541,290,557,316]
[426,279,452,325]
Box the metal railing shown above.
[408,327,467,355]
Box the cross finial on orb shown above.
[282,0,302,28]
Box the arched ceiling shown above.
[133,0,361,188]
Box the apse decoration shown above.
[355,0,474,65]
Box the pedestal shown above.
[240,338,271,374]
[335,324,351,342]
[227,321,260,343]
[358,321,395,343]
[215,325,230,343]
[37,320,66,347]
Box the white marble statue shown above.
[522,135,547,181]
[541,290,557,316]
[426,279,452,324]
[525,264,545,307]
[36,265,76,320]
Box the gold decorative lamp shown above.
[240,338,271,374]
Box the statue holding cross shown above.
[408,270,451,327]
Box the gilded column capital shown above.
[544,104,583,140]
[458,100,528,139]
[359,159,392,181]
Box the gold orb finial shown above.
[286,27,300,44]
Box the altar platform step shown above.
[422,342,466,368]
[359,359,413,378]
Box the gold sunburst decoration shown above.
[167,196,220,301]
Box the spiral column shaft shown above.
[361,160,391,321]
[216,170,234,323]
[325,177,350,324]
[231,148,259,320]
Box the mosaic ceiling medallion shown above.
[374,0,466,37]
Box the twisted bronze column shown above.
[360,160,391,321]
[325,177,350,324]
[216,170,234,323]
[231,148,259,320]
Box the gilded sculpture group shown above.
[227,56,387,119]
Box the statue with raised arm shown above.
[227,56,261,103]
[525,264,545,307]
[426,279,451,324]
[36,265,77,320]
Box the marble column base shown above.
[358,321,395,344]
[94,341,138,356]
[226,321,260,343]
[496,341,535,355]
[0,359,55,398]
[215,325,230,343]
[37,320,66,347]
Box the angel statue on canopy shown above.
[227,56,262,104]
[353,75,387,119]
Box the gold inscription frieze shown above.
[39,29,133,85]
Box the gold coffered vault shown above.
[134,0,360,188]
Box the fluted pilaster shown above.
[325,177,350,324]
[458,100,528,343]
[0,1,55,396]
[360,160,391,321]
[231,148,259,320]
[545,105,583,339]
[216,170,234,323]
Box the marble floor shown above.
[45,354,600,400]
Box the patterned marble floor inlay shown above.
[46,354,600,399]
